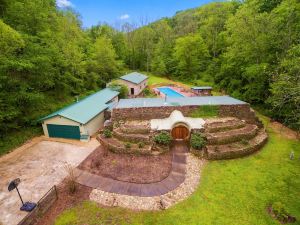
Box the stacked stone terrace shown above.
[204,117,268,160]
[98,120,158,155]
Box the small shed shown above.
[191,87,213,96]
[118,72,148,97]
[39,88,119,141]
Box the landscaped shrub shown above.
[189,105,219,118]
[103,129,112,138]
[142,88,155,97]
[63,163,77,194]
[270,202,296,223]
[154,131,172,146]
[138,142,145,148]
[108,82,129,98]
[125,142,131,149]
[190,133,206,150]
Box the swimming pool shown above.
[157,87,184,97]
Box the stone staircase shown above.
[113,128,151,144]
[204,118,268,160]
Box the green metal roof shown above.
[119,72,148,84]
[116,96,247,109]
[40,88,119,124]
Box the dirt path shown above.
[0,137,99,225]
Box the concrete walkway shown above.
[0,137,99,225]
[75,142,188,197]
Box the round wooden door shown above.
[171,125,189,140]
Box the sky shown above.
[56,0,215,28]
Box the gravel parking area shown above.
[0,138,98,225]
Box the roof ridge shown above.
[39,88,119,123]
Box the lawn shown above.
[146,73,221,96]
[55,114,300,225]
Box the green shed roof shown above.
[40,88,119,124]
[119,72,148,84]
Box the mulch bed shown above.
[78,146,173,184]
[34,181,92,225]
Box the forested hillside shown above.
[0,0,123,142]
[123,0,300,132]
[0,0,299,150]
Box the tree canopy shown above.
[1,0,299,139]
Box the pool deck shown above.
[154,86,195,98]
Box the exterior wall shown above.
[42,116,83,137]
[42,112,106,138]
[112,104,259,125]
[83,112,105,136]
[108,96,118,103]
[117,78,148,97]
[192,89,212,96]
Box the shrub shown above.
[63,163,77,194]
[142,88,155,97]
[103,129,112,138]
[271,202,290,222]
[138,142,145,148]
[154,131,172,146]
[108,82,129,99]
[125,142,131,149]
[190,133,206,150]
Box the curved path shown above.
[75,142,188,197]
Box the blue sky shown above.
[56,0,215,28]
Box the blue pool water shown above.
[157,87,184,97]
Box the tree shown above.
[87,37,120,86]
[151,20,175,75]
[173,34,209,80]
[269,45,300,132]
[216,2,275,103]
[197,2,238,58]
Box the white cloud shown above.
[56,0,73,8]
[120,14,130,20]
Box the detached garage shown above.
[39,88,119,141]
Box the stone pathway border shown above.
[90,154,205,210]
[75,142,188,197]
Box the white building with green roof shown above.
[118,72,148,97]
[39,88,119,141]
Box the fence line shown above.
[18,185,58,225]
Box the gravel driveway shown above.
[0,138,98,225]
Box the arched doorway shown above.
[171,125,190,140]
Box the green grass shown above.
[146,73,176,86]
[0,127,42,156]
[55,122,300,225]
[0,91,95,156]
[189,105,219,118]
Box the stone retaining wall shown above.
[112,104,259,125]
